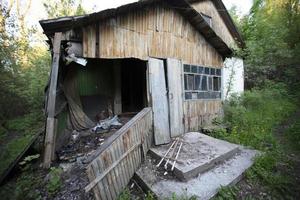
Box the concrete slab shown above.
[135,148,258,200]
[150,132,240,180]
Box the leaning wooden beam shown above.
[43,32,62,168]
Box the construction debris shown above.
[171,142,183,171]
[91,115,122,134]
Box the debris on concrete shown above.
[134,132,259,200]
[150,132,240,181]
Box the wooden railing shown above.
[85,107,153,200]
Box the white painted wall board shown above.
[222,57,244,100]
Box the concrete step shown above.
[149,132,240,181]
[134,147,258,200]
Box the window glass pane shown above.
[205,67,210,75]
[192,93,198,99]
[198,66,204,74]
[184,65,190,72]
[194,75,201,90]
[216,69,221,76]
[211,68,216,75]
[185,92,192,99]
[191,65,198,73]
[201,76,207,91]
[204,92,210,99]
[198,92,205,99]
[208,77,213,91]
[213,76,220,91]
[187,74,194,90]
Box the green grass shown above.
[212,83,300,199]
[117,188,197,200]
[0,125,7,141]
[285,118,300,151]
[0,111,44,177]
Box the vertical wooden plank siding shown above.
[83,25,97,58]
[85,108,153,200]
[183,100,223,132]
[82,4,223,67]
[191,0,236,48]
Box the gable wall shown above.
[82,3,223,67]
[191,0,236,48]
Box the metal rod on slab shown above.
[164,139,179,170]
[171,142,183,171]
[156,139,176,168]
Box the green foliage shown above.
[46,167,63,196]
[0,134,33,177]
[145,191,155,200]
[14,171,43,200]
[117,188,131,200]
[231,0,300,91]
[43,0,86,18]
[223,83,295,150]
[0,125,7,140]
[0,112,44,179]
[168,193,197,200]
[246,151,292,194]
[215,84,298,198]
[285,117,300,151]
[214,186,238,200]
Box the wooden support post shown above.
[43,32,62,168]
[113,60,122,115]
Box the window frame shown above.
[183,64,222,101]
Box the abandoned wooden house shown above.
[40,0,246,199]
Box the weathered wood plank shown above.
[148,58,171,145]
[183,100,222,132]
[86,108,153,200]
[43,32,62,168]
[85,143,140,192]
[167,58,184,137]
[85,4,224,67]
